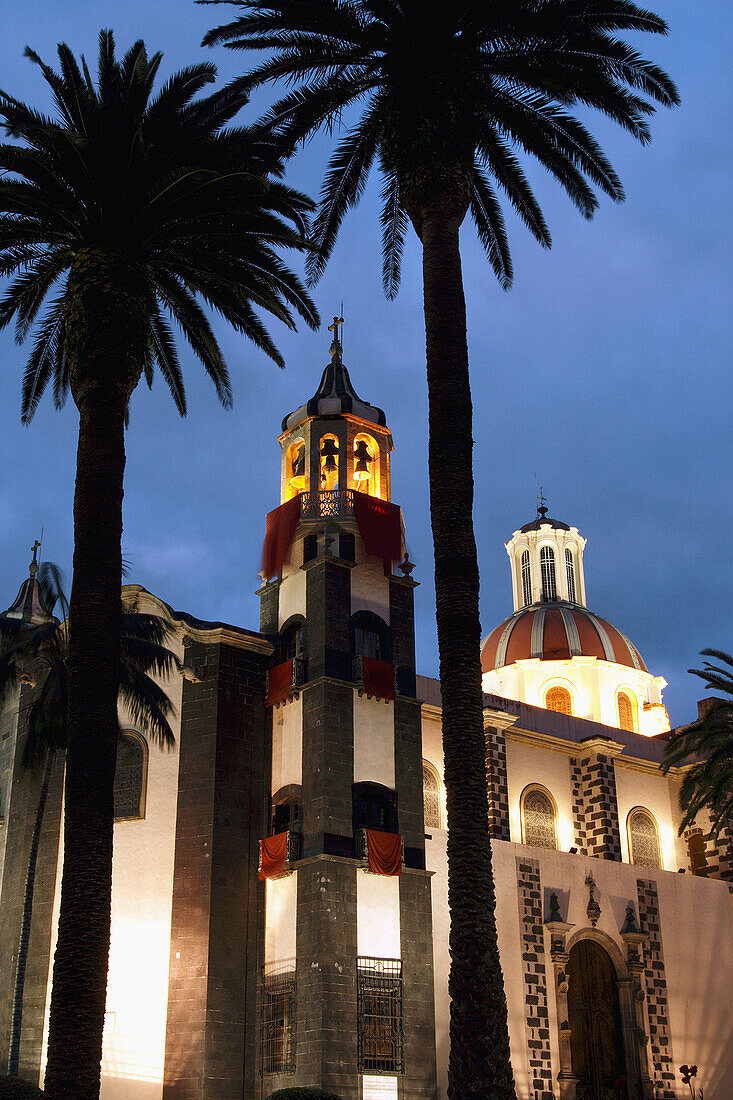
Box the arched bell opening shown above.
[352,432,381,498]
[318,432,340,492]
[285,439,307,499]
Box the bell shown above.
[353,439,372,481]
[320,437,338,475]
[290,446,306,490]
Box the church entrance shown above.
[567,939,629,1100]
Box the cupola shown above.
[278,316,393,506]
[481,510,670,736]
[2,540,55,626]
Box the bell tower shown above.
[256,325,437,1100]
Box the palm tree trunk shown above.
[7,749,55,1077]
[43,386,126,1100]
[419,204,516,1099]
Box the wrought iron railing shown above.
[357,957,404,1074]
[286,830,302,864]
[299,488,355,519]
[260,959,296,1076]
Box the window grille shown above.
[565,548,577,603]
[540,546,557,601]
[521,550,532,607]
[617,692,636,733]
[357,958,404,1074]
[545,686,572,716]
[522,787,558,850]
[260,960,296,1076]
[113,732,146,820]
[688,833,708,877]
[628,809,661,868]
[422,762,442,829]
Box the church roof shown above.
[282,355,386,432]
[481,602,647,673]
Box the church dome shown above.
[481,602,647,674]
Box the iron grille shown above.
[357,957,404,1074]
[299,488,355,519]
[259,960,296,1076]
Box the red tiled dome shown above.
[481,603,646,673]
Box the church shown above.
[0,331,731,1100]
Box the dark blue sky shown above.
[0,2,730,727]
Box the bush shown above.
[0,1078,44,1098]
[269,1090,342,1100]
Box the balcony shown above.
[353,656,396,701]
[267,656,307,707]
[299,488,356,520]
[356,828,404,875]
[258,829,302,879]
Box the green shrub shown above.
[0,1078,44,1098]
[269,1089,342,1100]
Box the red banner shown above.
[362,657,396,701]
[366,829,403,877]
[353,493,402,562]
[267,659,294,707]
[261,495,301,579]
[258,831,289,879]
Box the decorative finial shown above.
[585,872,601,927]
[29,539,41,578]
[328,314,344,360]
[398,553,415,578]
[621,903,639,935]
[548,892,562,922]
[537,487,548,522]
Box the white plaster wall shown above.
[0,688,20,892]
[271,695,303,794]
[351,530,391,622]
[353,693,394,787]
[278,540,306,627]
[265,871,298,963]
[614,763,679,871]
[430,838,733,1100]
[505,738,575,851]
[357,870,400,958]
[421,712,444,777]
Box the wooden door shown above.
[567,940,628,1100]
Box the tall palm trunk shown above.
[418,195,515,1099]
[43,253,145,1100]
[7,749,55,1077]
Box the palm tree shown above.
[201,3,678,1094]
[662,650,733,840]
[0,32,318,1100]
[0,562,180,1082]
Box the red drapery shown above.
[366,829,403,876]
[361,657,396,701]
[261,495,301,579]
[267,659,294,706]
[259,831,289,879]
[353,493,402,562]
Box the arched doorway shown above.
[567,939,629,1099]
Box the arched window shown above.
[545,686,573,716]
[286,440,307,497]
[521,550,532,608]
[353,432,380,498]
[627,808,662,868]
[319,433,339,491]
[565,548,577,603]
[352,782,398,834]
[521,786,558,850]
[540,545,557,601]
[617,692,637,733]
[351,611,390,662]
[280,617,305,660]
[422,761,442,829]
[114,731,147,821]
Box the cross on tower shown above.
[328,314,344,359]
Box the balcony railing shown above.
[299,488,356,520]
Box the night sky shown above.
[0,1,730,728]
